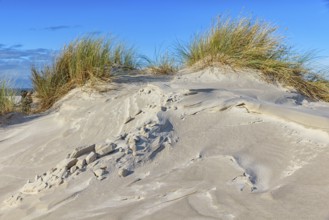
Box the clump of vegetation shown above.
[144,51,178,75]
[32,36,139,110]
[20,90,33,114]
[0,80,15,115]
[177,16,329,101]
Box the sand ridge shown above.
[0,68,329,219]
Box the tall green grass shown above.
[32,37,139,110]
[177,16,329,101]
[0,80,15,115]
[144,50,178,75]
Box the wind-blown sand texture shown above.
[1,68,329,219]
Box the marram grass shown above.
[0,80,15,115]
[177,16,329,102]
[32,37,139,110]
[144,51,178,75]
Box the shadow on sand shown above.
[0,112,43,127]
[112,73,172,85]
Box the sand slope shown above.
[0,67,329,220]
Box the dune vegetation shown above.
[144,51,178,75]
[177,16,329,102]
[31,37,138,110]
[30,16,329,112]
[0,80,15,115]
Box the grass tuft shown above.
[0,80,15,115]
[32,36,139,110]
[144,51,178,75]
[177,16,329,101]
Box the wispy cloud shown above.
[30,25,81,31]
[9,44,23,49]
[44,25,81,31]
[0,44,56,87]
[0,46,54,60]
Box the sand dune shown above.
[0,68,328,219]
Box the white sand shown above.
[0,67,329,219]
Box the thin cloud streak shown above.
[0,45,55,60]
[30,25,81,31]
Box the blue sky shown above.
[1,0,329,87]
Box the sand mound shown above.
[0,68,329,219]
